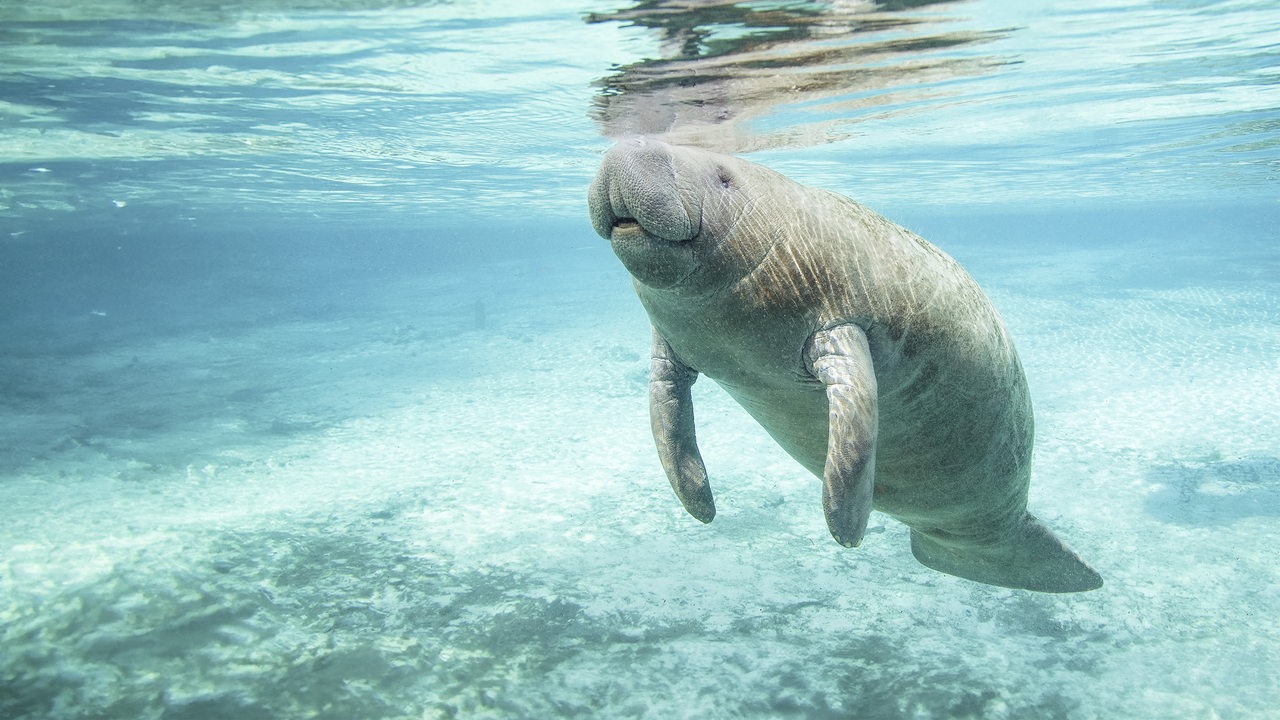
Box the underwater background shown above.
[2,1,1278,717]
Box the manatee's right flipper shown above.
[649,329,715,523]
[910,513,1103,593]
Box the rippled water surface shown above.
[3,0,1276,224]
[2,1,1278,718]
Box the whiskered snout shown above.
[588,137,698,244]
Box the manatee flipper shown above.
[649,329,715,523]
[807,325,878,548]
[910,514,1103,592]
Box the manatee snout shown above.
[589,138,707,288]
[588,137,699,244]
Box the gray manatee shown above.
[588,137,1102,593]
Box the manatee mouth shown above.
[609,213,697,245]
[611,216,640,232]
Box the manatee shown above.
[588,137,1102,593]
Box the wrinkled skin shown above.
[589,137,1101,593]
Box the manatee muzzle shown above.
[588,137,700,245]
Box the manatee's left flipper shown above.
[806,325,879,548]
[649,329,716,523]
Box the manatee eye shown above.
[716,166,733,189]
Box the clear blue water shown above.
[1,1,1278,718]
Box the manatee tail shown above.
[910,513,1103,593]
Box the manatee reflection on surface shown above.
[588,0,1012,152]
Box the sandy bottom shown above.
[2,221,1278,719]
